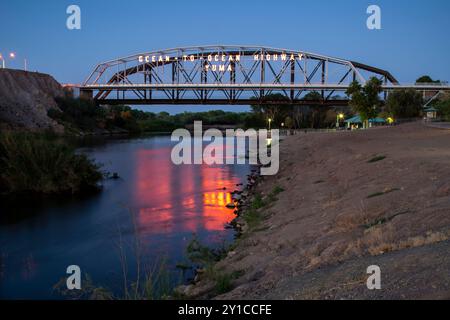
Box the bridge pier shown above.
[80,88,93,101]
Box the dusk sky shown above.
[1,0,449,113]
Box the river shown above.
[0,135,253,299]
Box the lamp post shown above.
[336,113,345,129]
[0,54,4,69]
[9,52,16,69]
[268,118,272,132]
[4,52,27,71]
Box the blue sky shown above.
[1,0,449,113]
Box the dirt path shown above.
[184,122,450,300]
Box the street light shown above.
[5,52,27,70]
[9,52,16,70]
[268,118,272,132]
[336,113,345,128]
[0,54,4,69]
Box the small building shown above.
[423,107,438,120]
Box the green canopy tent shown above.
[344,116,386,129]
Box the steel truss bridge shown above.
[80,45,450,106]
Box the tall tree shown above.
[385,89,423,118]
[303,91,323,128]
[436,93,450,121]
[250,93,291,127]
[416,75,440,84]
[346,77,383,127]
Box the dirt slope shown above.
[190,122,450,300]
[0,69,64,132]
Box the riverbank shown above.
[0,132,103,197]
[183,121,450,299]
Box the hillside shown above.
[0,69,64,132]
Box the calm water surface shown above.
[0,135,253,299]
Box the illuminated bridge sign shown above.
[80,45,449,106]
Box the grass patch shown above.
[185,236,245,295]
[244,186,285,230]
[367,188,400,199]
[363,210,410,229]
[207,269,245,295]
[251,194,265,210]
[368,155,386,163]
[186,235,228,267]
[271,186,285,195]
[363,217,389,229]
[368,230,450,256]
[253,226,270,233]
[214,273,233,294]
[367,192,386,199]
[243,208,262,230]
[54,259,176,300]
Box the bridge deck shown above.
[80,84,450,91]
[96,99,350,106]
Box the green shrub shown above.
[436,96,450,121]
[251,194,266,210]
[0,133,103,195]
[368,155,386,163]
[214,273,233,294]
[385,89,423,119]
[243,208,262,230]
[186,235,227,267]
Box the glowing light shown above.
[387,117,394,124]
[338,113,345,120]
[9,52,15,59]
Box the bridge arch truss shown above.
[82,45,400,106]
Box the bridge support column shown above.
[172,62,177,101]
[321,61,326,99]
[290,59,295,101]
[230,61,236,102]
[80,89,93,101]
[148,67,153,100]
[260,55,265,99]
[201,60,207,102]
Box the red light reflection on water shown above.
[134,148,240,235]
